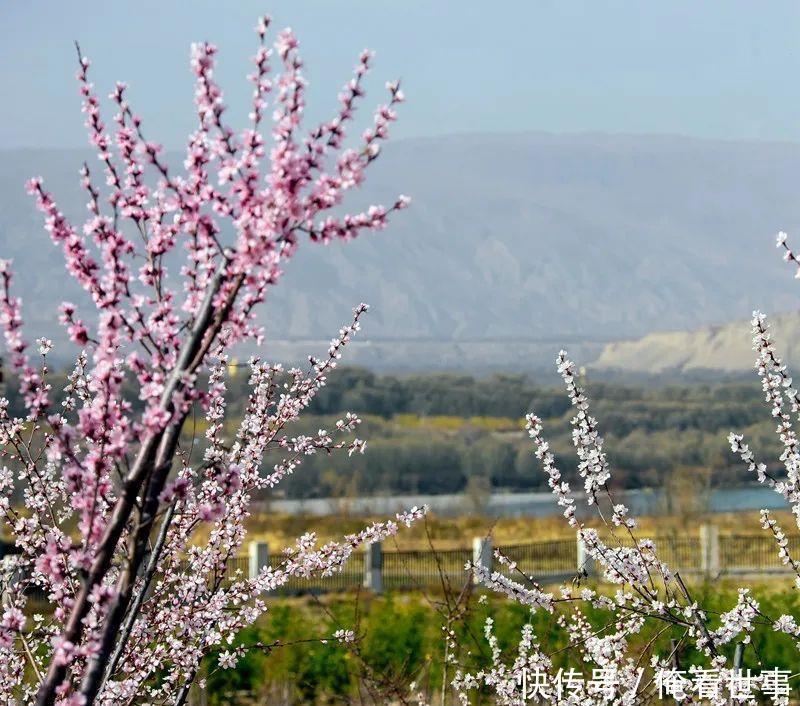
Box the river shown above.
[261,485,787,518]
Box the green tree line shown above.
[2,367,781,499]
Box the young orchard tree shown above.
[441,238,800,706]
[0,16,424,706]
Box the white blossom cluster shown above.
[450,233,800,706]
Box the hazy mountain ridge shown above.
[2,132,800,371]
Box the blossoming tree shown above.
[0,16,424,706]
[444,236,800,706]
[6,10,800,706]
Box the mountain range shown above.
[2,132,800,374]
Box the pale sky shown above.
[2,1,800,148]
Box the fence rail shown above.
[228,524,799,595]
[2,524,797,600]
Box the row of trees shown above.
[280,427,745,498]
[271,377,776,497]
[243,366,768,428]
[0,369,777,498]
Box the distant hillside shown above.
[591,311,800,374]
[3,132,800,370]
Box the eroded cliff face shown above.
[592,312,800,375]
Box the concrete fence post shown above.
[249,541,269,581]
[0,540,8,602]
[700,524,720,578]
[363,541,383,593]
[577,535,596,577]
[472,536,493,584]
[0,540,20,602]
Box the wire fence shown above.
[266,552,366,594]
[217,532,785,595]
[658,536,703,571]
[719,534,800,573]
[595,535,703,572]
[3,531,799,602]
[499,539,577,575]
[237,531,800,594]
[382,548,473,591]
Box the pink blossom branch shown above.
[0,16,412,704]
